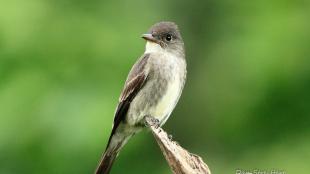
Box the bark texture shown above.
[145,116,211,174]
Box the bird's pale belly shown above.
[149,77,181,125]
[126,73,182,126]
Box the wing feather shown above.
[106,53,150,147]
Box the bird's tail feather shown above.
[95,149,118,174]
[95,133,132,174]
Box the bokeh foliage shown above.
[0,0,309,173]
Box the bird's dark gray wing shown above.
[106,53,150,146]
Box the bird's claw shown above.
[144,115,160,128]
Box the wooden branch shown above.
[144,116,211,174]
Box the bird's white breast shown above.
[126,41,185,126]
[145,41,183,124]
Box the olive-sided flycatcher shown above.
[96,21,187,174]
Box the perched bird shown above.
[95,21,187,174]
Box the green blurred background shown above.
[1,0,310,173]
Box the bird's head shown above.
[142,21,184,55]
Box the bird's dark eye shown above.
[165,34,172,41]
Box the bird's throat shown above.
[145,41,163,53]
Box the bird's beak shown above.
[141,34,158,43]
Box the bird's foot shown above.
[144,115,160,128]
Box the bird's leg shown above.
[144,115,160,128]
